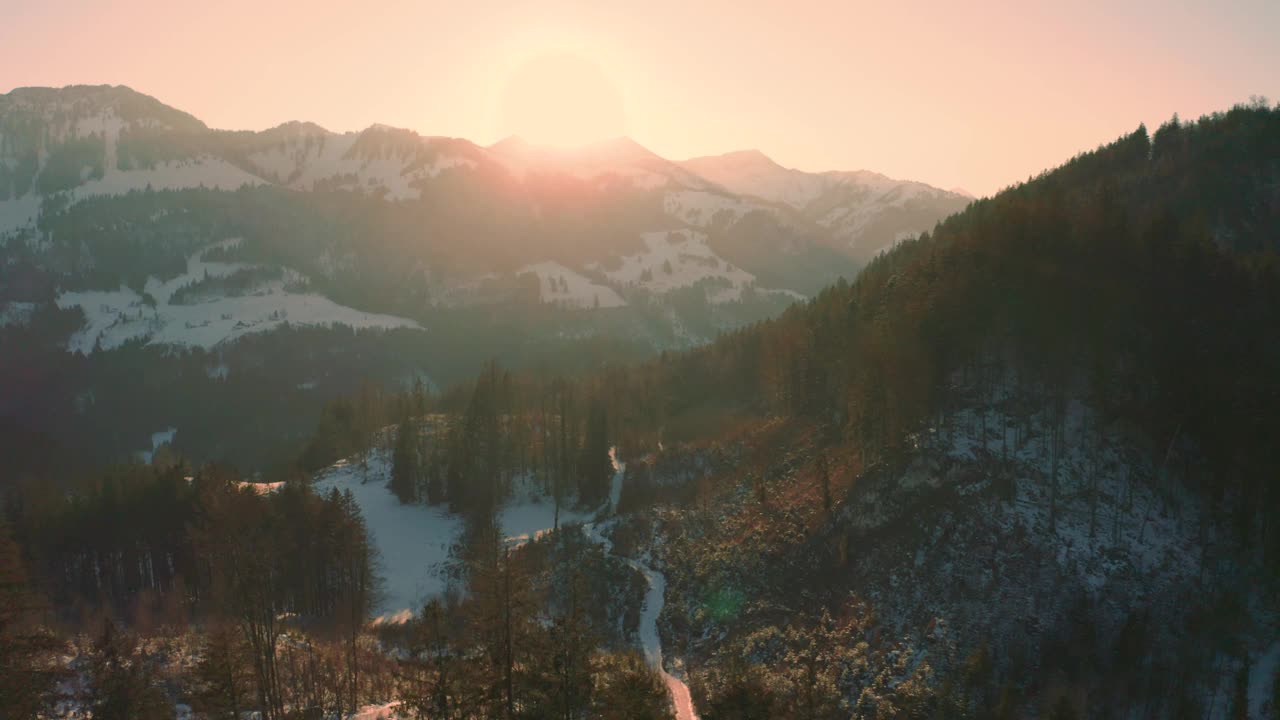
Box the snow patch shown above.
[314,452,463,622]
[55,242,421,353]
[602,230,754,303]
[73,156,263,200]
[0,301,36,327]
[137,427,176,463]
[663,190,755,228]
[517,261,626,309]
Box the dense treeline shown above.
[315,87,1280,549]
[3,463,376,629]
[399,524,672,719]
[304,364,616,522]
[1,462,381,719]
[516,102,1280,569]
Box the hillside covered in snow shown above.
[0,84,978,474]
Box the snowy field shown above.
[663,190,756,228]
[602,230,756,302]
[313,453,464,624]
[312,443,601,623]
[248,131,477,201]
[517,261,627,309]
[0,300,36,327]
[55,241,421,353]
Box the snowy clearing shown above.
[74,156,263,201]
[0,300,36,327]
[314,443,604,622]
[55,242,421,353]
[603,230,754,302]
[517,261,627,309]
[313,453,464,623]
[663,190,756,228]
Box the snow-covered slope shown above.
[600,230,759,302]
[681,149,828,209]
[517,261,627,309]
[680,149,972,258]
[55,241,422,353]
[245,124,481,200]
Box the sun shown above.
[497,52,628,148]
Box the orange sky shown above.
[3,0,1277,195]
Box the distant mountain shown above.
[682,149,972,259]
[0,84,970,472]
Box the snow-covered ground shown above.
[0,300,36,327]
[313,453,463,624]
[663,190,757,228]
[517,261,627,309]
[0,193,42,240]
[137,427,176,463]
[55,241,422,353]
[601,231,755,303]
[500,494,595,546]
[73,156,263,201]
[681,149,828,209]
[313,443,603,623]
[248,131,476,201]
[584,452,700,720]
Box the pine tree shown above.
[578,399,611,508]
[591,652,674,720]
[192,623,251,720]
[0,524,64,719]
[86,619,174,720]
[405,597,461,719]
[390,419,419,504]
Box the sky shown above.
[2,0,1278,196]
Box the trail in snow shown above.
[584,450,699,720]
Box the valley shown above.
[0,85,967,475]
[1,22,1279,718]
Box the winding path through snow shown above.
[584,451,699,720]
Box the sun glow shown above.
[497,52,628,148]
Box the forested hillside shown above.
[3,101,1278,719]
[4,84,965,476]
[316,101,1279,717]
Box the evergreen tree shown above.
[578,398,611,508]
[191,622,251,720]
[0,524,64,719]
[591,652,674,720]
[390,419,420,504]
[85,619,174,720]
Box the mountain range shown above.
[0,84,971,471]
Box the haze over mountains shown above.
[1,76,1279,720]
[0,84,969,473]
